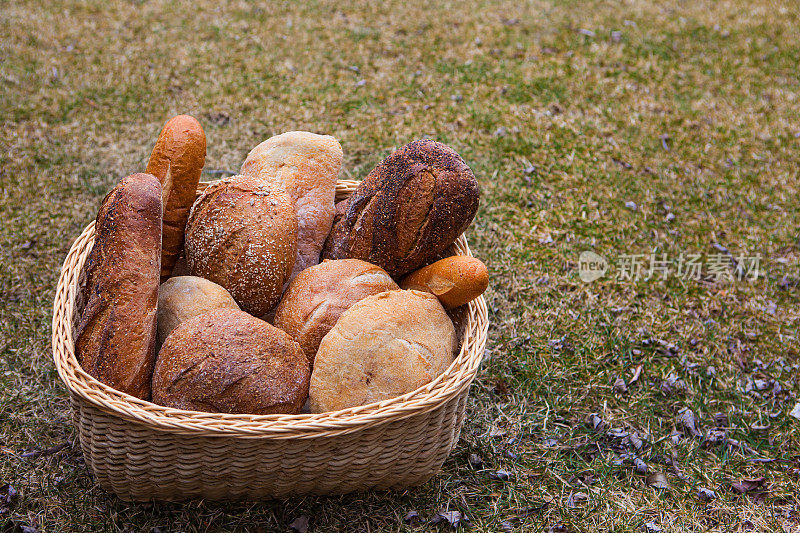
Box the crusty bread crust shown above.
[274,259,398,365]
[322,140,479,277]
[75,173,162,399]
[184,175,297,316]
[152,309,310,415]
[401,256,488,309]
[309,289,455,413]
[146,115,206,281]
[240,131,342,281]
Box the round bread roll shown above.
[309,289,456,413]
[152,309,310,414]
[184,175,297,316]
[157,276,240,350]
[274,259,398,365]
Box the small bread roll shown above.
[157,276,240,350]
[274,259,398,365]
[309,290,456,413]
[241,131,343,281]
[152,309,310,414]
[184,175,297,316]
[400,256,488,309]
[146,115,206,281]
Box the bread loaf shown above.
[156,276,240,350]
[322,139,479,277]
[274,259,398,365]
[184,175,297,316]
[146,115,206,281]
[400,256,488,309]
[75,173,162,399]
[309,289,456,413]
[241,131,342,280]
[152,309,310,414]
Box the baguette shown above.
[75,173,162,399]
[146,115,206,281]
[400,256,488,309]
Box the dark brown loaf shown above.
[184,175,297,317]
[152,309,310,415]
[322,139,479,277]
[146,115,206,281]
[75,173,162,399]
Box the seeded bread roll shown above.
[274,259,398,365]
[240,131,343,281]
[76,173,162,399]
[184,175,297,316]
[146,115,206,281]
[152,309,310,414]
[322,139,480,277]
[156,276,240,350]
[401,256,488,309]
[309,289,456,413]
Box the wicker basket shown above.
[51,179,488,501]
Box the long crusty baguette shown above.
[400,256,488,309]
[146,114,206,281]
[75,173,162,399]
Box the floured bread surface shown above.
[240,131,342,279]
[184,175,297,316]
[309,289,456,413]
[274,259,398,366]
[152,309,310,415]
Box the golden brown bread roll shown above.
[400,256,488,309]
[309,290,456,413]
[274,259,398,365]
[146,115,206,281]
[240,131,343,281]
[322,139,480,277]
[184,175,297,316]
[76,173,162,399]
[152,309,310,414]
[156,276,240,350]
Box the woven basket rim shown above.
[51,179,488,439]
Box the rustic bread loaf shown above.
[75,173,162,399]
[322,139,479,277]
[184,175,297,317]
[240,131,342,281]
[152,309,310,414]
[156,276,240,350]
[146,115,206,281]
[309,289,456,413]
[401,256,488,309]
[274,259,398,365]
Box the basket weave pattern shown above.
[52,180,488,501]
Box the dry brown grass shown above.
[1,0,799,531]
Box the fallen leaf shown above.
[731,477,766,494]
[490,469,512,481]
[634,457,648,474]
[646,472,670,489]
[625,201,638,211]
[676,408,702,437]
[698,487,716,502]
[0,484,18,514]
[613,377,628,394]
[629,365,643,385]
[468,454,483,467]
[789,402,800,420]
[586,413,604,431]
[431,510,468,528]
[288,515,309,533]
[403,511,420,524]
[643,522,663,532]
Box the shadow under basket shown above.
[51,179,489,501]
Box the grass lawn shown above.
[2,0,799,531]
